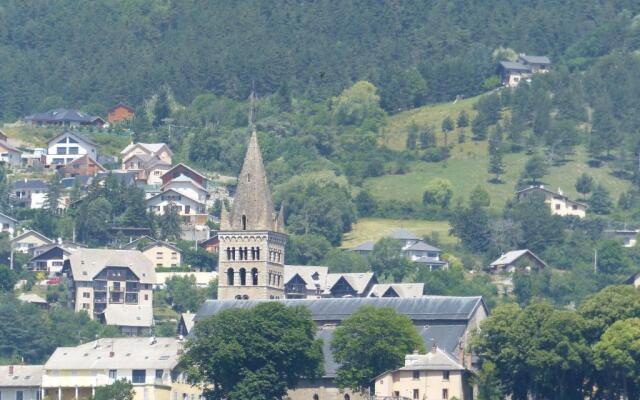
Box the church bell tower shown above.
[217,130,286,300]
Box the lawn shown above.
[342,218,456,248]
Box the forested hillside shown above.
[1,0,639,119]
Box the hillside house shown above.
[0,212,17,238]
[141,241,182,268]
[28,242,84,276]
[42,337,201,400]
[351,240,374,257]
[199,235,219,253]
[0,365,43,400]
[605,229,639,247]
[161,174,208,203]
[11,179,49,209]
[25,108,104,127]
[107,103,135,124]
[11,230,53,253]
[374,348,473,400]
[195,296,488,400]
[516,186,586,218]
[21,147,47,168]
[62,248,155,335]
[120,142,173,186]
[498,54,551,87]
[160,163,206,187]
[146,189,207,226]
[45,131,97,166]
[488,249,547,274]
[284,266,329,299]
[0,140,22,167]
[61,154,106,177]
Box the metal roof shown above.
[0,212,17,223]
[284,265,329,291]
[196,296,485,323]
[11,230,53,245]
[104,304,153,328]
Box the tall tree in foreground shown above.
[369,238,413,283]
[520,155,548,185]
[575,173,594,198]
[91,380,134,400]
[183,303,323,400]
[331,305,424,393]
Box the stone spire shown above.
[227,130,279,231]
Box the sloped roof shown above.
[515,186,587,207]
[519,54,551,65]
[368,283,424,298]
[284,265,329,291]
[162,174,206,191]
[11,179,49,190]
[0,212,17,223]
[27,109,101,125]
[397,348,465,372]
[405,241,440,252]
[0,140,20,153]
[499,61,531,71]
[47,130,96,146]
[44,337,180,371]
[142,240,181,253]
[0,365,43,387]
[351,241,374,251]
[180,312,196,334]
[121,142,172,157]
[18,293,47,304]
[389,228,422,241]
[108,103,135,113]
[325,272,376,295]
[146,188,204,205]
[66,248,156,284]
[490,249,547,268]
[11,230,53,244]
[196,296,486,323]
[104,304,153,328]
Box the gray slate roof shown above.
[351,241,374,251]
[405,241,440,252]
[0,365,43,387]
[284,265,329,291]
[519,54,551,65]
[390,228,422,241]
[66,248,156,284]
[196,296,485,323]
[499,61,530,71]
[11,179,49,190]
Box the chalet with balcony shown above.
[107,103,135,124]
[45,131,97,166]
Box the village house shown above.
[195,296,488,400]
[146,188,208,226]
[0,365,43,400]
[374,347,473,400]
[284,266,329,299]
[0,139,22,168]
[120,142,173,186]
[107,103,135,124]
[25,108,105,128]
[20,147,47,168]
[61,154,106,177]
[199,234,219,253]
[160,163,207,187]
[161,174,209,203]
[0,212,17,238]
[488,249,547,274]
[11,179,49,209]
[42,337,201,400]
[140,241,182,268]
[498,54,551,87]
[11,230,53,254]
[18,293,48,308]
[28,242,84,276]
[62,248,156,336]
[351,228,448,269]
[516,186,586,218]
[368,283,424,298]
[45,131,97,166]
[605,229,639,247]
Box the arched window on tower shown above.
[239,268,246,286]
[226,248,232,260]
[231,247,236,261]
[251,268,258,285]
[256,247,260,260]
[250,247,255,260]
[242,215,247,230]
[227,268,234,286]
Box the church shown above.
[196,130,486,400]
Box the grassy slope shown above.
[342,218,456,248]
[366,96,631,210]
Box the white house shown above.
[0,140,22,167]
[0,365,43,400]
[160,174,208,203]
[11,230,53,253]
[0,212,17,238]
[146,189,207,225]
[45,131,97,166]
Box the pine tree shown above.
[457,110,469,128]
[419,126,435,149]
[488,132,505,182]
[406,124,418,150]
[441,116,454,147]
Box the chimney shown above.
[109,351,115,358]
[8,365,14,375]
[431,343,437,354]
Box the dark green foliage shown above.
[520,155,548,184]
[355,190,377,217]
[422,178,453,209]
[0,266,17,292]
[184,302,323,400]
[321,249,369,273]
[159,206,182,241]
[419,126,436,149]
[449,203,491,253]
[285,234,332,265]
[331,305,424,392]
[505,191,564,254]
[589,184,612,214]
[153,90,171,127]
[457,110,469,128]
[575,173,594,196]
[91,380,134,400]
[369,238,413,283]
[163,275,214,313]
[416,266,497,309]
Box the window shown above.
[125,293,138,304]
[413,389,419,400]
[343,395,350,400]
[156,369,164,379]
[156,252,163,259]
[171,252,178,259]
[132,369,146,384]
[16,391,23,400]
[572,205,578,210]
[443,371,450,381]
[82,303,90,310]
[251,268,258,285]
[68,147,79,155]
[144,294,149,301]
[412,370,420,380]
[555,204,561,210]
[239,268,246,286]
[227,268,234,286]
[157,264,163,268]
[242,215,247,230]
[56,147,67,155]
[109,370,117,379]
[442,389,449,399]
[83,292,91,298]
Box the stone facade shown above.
[218,130,286,300]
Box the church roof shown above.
[223,130,282,232]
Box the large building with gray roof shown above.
[62,248,156,335]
